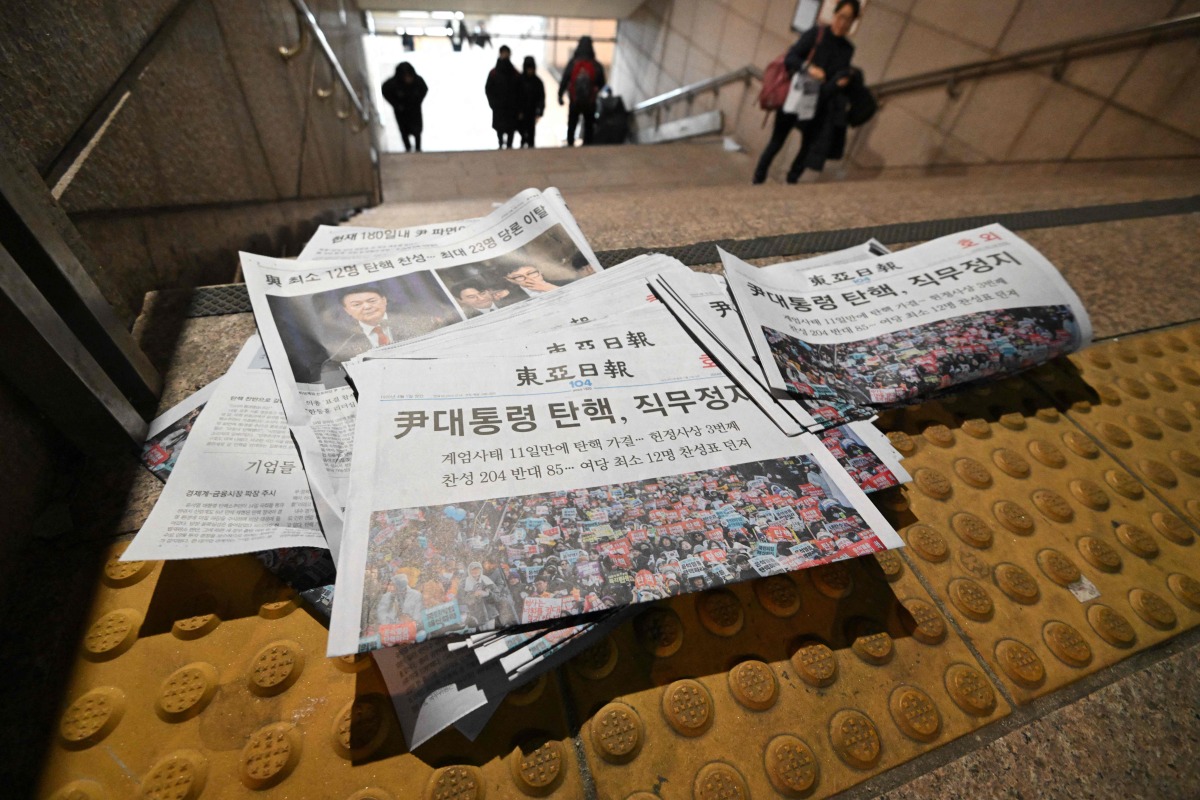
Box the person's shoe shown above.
[752,173,765,185]
[785,173,800,184]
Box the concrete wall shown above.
[612,0,1200,180]
[1,0,378,322]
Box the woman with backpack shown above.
[558,36,607,146]
[753,0,860,184]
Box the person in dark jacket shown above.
[558,36,607,146]
[485,45,520,149]
[518,56,546,148]
[753,0,860,184]
[381,62,428,153]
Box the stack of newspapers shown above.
[128,188,1092,747]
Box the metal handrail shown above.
[633,66,761,113]
[631,13,1200,116]
[288,0,370,121]
[874,12,1200,97]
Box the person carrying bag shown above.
[753,0,861,185]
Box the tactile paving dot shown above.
[923,424,955,447]
[425,765,483,800]
[1129,588,1177,630]
[1068,479,1109,511]
[829,710,882,770]
[1028,440,1067,469]
[240,722,301,790]
[905,524,949,562]
[82,609,140,660]
[994,563,1040,605]
[874,550,904,580]
[961,418,992,439]
[993,500,1035,534]
[171,612,219,640]
[764,735,819,796]
[590,702,643,762]
[753,574,801,616]
[1087,604,1137,648]
[948,578,994,621]
[331,693,389,760]
[992,447,1031,478]
[693,762,749,800]
[1062,430,1099,458]
[954,457,992,488]
[902,598,947,645]
[944,664,997,717]
[886,430,916,454]
[1115,523,1159,558]
[1036,549,1081,587]
[46,779,107,800]
[1104,468,1144,499]
[790,642,838,687]
[1031,489,1073,522]
[348,788,398,800]
[809,562,853,599]
[509,739,564,795]
[850,631,894,666]
[1168,574,1200,609]
[994,639,1045,688]
[1042,621,1093,668]
[249,640,304,695]
[727,660,778,710]
[888,685,942,743]
[140,750,207,800]
[1077,535,1122,573]
[950,512,994,548]
[696,589,743,637]
[662,679,713,737]
[59,687,124,747]
[157,663,218,721]
[914,467,952,499]
[572,636,618,680]
[506,674,547,707]
[634,608,684,657]
[102,547,152,588]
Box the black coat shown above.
[485,60,520,132]
[787,26,857,172]
[381,74,428,131]
[519,73,545,120]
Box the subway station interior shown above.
[3,1,1200,798]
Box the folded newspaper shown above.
[123,186,1093,748]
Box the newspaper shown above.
[240,189,604,553]
[722,224,1092,413]
[327,347,901,656]
[140,380,220,482]
[123,336,326,561]
[298,220,479,261]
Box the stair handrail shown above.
[873,12,1200,98]
[630,13,1200,117]
[632,66,762,114]
[287,0,370,121]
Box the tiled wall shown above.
[613,0,1200,178]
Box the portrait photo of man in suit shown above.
[450,280,523,319]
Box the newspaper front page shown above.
[240,189,603,552]
[723,224,1092,412]
[123,336,326,561]
[328,349,901,656]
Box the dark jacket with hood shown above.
[485,56,521,132]
[518,56,546,120]
[558,36,607,108]
[381,63,428,131]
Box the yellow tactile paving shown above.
[1033,325,1200,534]
[37,320,1200,800]
[561,556,1010,799]
[39,546,586,800]
[878,364,1200,704]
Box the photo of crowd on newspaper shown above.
[819,425,901,492]
[765,305,1080,406]
[357,455,890,645]
[140,405,205,481]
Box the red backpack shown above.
[569,60,599,108]
[758,54,791,111]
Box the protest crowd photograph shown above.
[764,304,1081,406]
[357,455,890,644]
